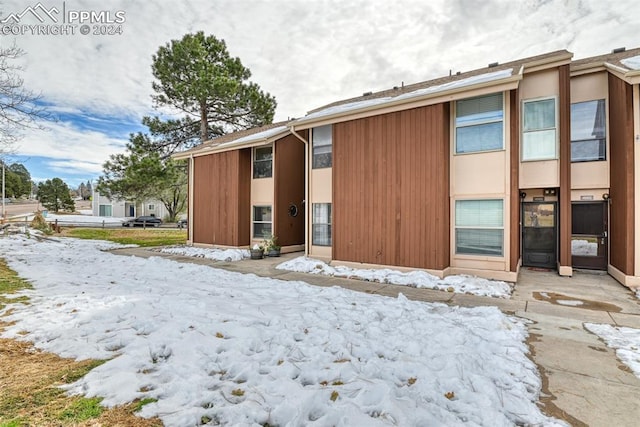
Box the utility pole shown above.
[2,163,5,221]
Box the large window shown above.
[253,146,273,178]
[253,206,272,238]
[522,97,557,161]
[312,203,332,246]
[455,93,504,154]
[312,125,332,168]
[571,99,606,162]
[455,199,504,256]
[98,205,112,217]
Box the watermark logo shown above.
[1,2,126,36]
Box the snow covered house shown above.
[176,47,640,289]
[173,122,306,251]
[92,190,169,220]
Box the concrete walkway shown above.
[111,248,640,426]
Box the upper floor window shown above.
[455,93,504,154]
[522,97,557,161]
[571,99,606,162]
[312,125,332,168]
[253,146,273,178]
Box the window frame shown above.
[253,145,273,179]
[98,204,112,217]
[454,199,504,257]
[252,205,272,239]
[312,203,332,246]
[521,96,558,162]
[570,99,606,163]
[454,92,505,155]
[147,204,155,210]
[312,125,332,169]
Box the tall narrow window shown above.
[455,199,504,256]
[312,203,332,246]
[253,146,273,178]
[455,93,504,153]
[253,206,272,238]
[522,98,557,161]
[571,99,606,162]
[312,125,332,168]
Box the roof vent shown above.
[363,91,372,96]
[456,71,461,75]
[488,62,499,68]
[612,47,626,54]
[393,86,399,90]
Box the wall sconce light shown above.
[602,193,610,200]
[520,192,527,199]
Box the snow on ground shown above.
[45,213,124,225]
[277,256,513,298]
[0,236,564,427]
[584,323,640,379]
[159,245,249,262]
[78,209,94,215]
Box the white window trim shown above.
[454,198,505,257]
[252,205,273,239]
[521,96,558,162]
[453,92,506,155]
[252,145,273,179]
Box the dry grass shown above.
[0,258,163,426]
[58,228,186,247]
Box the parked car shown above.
[122,216,162,227]
[177,218,188,229]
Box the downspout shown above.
[290,127,310,257]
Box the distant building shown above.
[92,190,168,219]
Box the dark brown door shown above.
[571,202,608,270]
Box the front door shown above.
[522,202,557,269]
[571,202,608,270]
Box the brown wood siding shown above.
[333,104,450,270]
[510,89,520,272]
[608,74,635,275]
[192,150,250,246]
[274,132,306,246]
[558,65,572,269]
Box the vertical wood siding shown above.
[333,104,450,270]
[558,65,572,268]
[274,133,306,246]
[510,89,521,272]
[192,150,250,246]
[608,74,635,275]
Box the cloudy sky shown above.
[0,0,638,188]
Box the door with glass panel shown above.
[522,202,557,269]
[571,202,607,270]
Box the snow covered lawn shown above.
[278,256,513,298]
[0,236,562,426]
[159,245,249,262]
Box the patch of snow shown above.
[584,323,640,379]
[556,300,584,307]
[219,125,289,147]
[46,214,124,225]
[621,55,640,70]
[159,246,249,262]
[78,209,94,216]
[0,235,563,427]
[301,68,513,122]
[277,256,513,298]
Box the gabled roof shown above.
[292,50,572,128]
[571,47,640,83]
[173,121,290,159]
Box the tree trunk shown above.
[200,101,208,142]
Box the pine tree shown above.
[37,178,75,212]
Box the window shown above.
[455,199,503,256]
[253,205,272,238]
[312,203,332,246]
[98,205,112,217]
[455,93,504,153]
[571,99,606,162]
[312,125,332,168]
[522,98,557,161]
[148,204,155,210]
[253,146,273,178]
